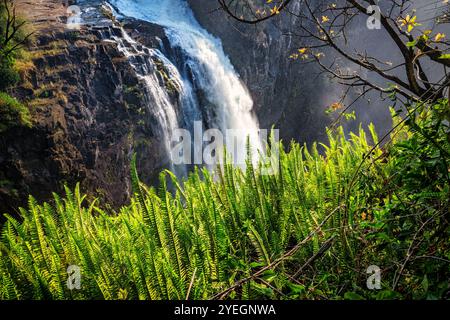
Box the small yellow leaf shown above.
[330,102,343,111]
[435,33,446,42]
[270,5,280,15]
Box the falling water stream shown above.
[108,0,263,173]
[100,25,191,176]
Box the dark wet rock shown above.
[0,17,172,215]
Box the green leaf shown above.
[261,269,277,283]
[406,40,417,47]
[421,275,429,293]
[344,292,365,300]
[287,282,305,294]
[249,261,265,268]
[375,290,402,300]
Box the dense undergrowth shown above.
[0,2,32,133]
[0,100,449,300]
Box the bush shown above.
[0,61,20,91]
[0,0,33,90]
[0,92,31,133]
[0,100,448,300]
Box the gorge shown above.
[1,0,268,212]
[0,0,448,301]
[1,0,444,213]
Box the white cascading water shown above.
[109,0,263,165]
[105,26,194,176]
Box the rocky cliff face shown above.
[0,0,333,214]
[187,0,331,144]
[0,2,176,214]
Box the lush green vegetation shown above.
[0,92,31,133]
[0,100,448,300]
[1,1,21,90]
[0,0,32,132]
[0,60,19,91]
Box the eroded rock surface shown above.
[0,2,173,213]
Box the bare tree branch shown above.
[217,0,450,105]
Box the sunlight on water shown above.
[110,0,263,162]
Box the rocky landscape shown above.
[0,1,182,213]
[0,0,448,301]
[0,0,361,213]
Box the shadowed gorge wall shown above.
[0,2,173,213]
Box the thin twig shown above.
[185,267,197,300]
[292,235,335,278]
[210,205,342,300]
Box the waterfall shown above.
[104,25,196,176]
[109,0,263,167]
